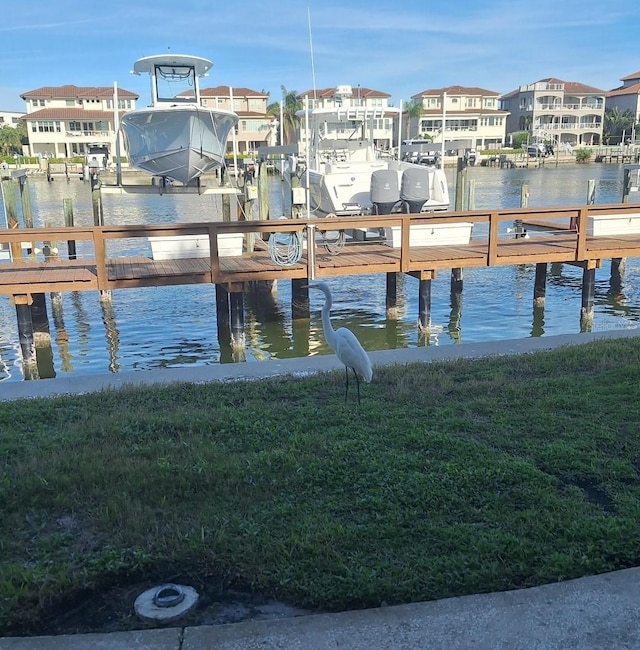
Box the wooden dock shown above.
[2,203,640,368]
[2,204,639,295]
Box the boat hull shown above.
[304,161,450,217]
[120,106,238,185]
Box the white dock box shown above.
[149,233,243,260]
[384,222,473,247]
[586,213,640,236]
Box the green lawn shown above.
[2,337,640,635]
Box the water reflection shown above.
[51,293,72,373]
[1,164,640,383]
[100,297,120,373]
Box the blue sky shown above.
[0,0,636,112]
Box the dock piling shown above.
[610,258,625,295]
[63,198,77,260]
[13,294,38,379]
[386,273,398,319]
[229,290,245,353]
[91,175,103,226]
[291,279,309,320]
[580,267,596,331]
[418,279,432,334]
[215,284,230,340]
[533,263,547,307]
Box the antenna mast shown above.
[308,7,317,99]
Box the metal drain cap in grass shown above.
[134,583,199,623]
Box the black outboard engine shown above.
[370,170,400,215]
[400,167,430,213]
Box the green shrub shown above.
[575,148,592,163]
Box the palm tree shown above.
[0,123,26,157]
[604,107,635,145]
[266,86,303,145]
[404,99,424,140]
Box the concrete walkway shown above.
[1,329,639,649]
[2,328,639,402]
[2,567,640,649]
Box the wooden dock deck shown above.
[1,204,640,298]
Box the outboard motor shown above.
[370,170,400,214]
[400,167,431,213]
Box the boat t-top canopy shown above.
[131,54,213,77]
[130,54,214,106]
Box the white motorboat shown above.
[120,54,238,186]
[296,87,450,217]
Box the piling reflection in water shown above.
[1,164,640,382]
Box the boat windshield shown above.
[154,64,197,103]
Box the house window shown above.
[248,98,263,111]
[82,122,94,132]
[66,100,75,107]
[35,120,59,133]
[69,121,81,131]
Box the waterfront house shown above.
[177,85,275,158]
[296,86,398,152]
[500,78,605,146]
[0,111,24,128]
[606,71,640,142]
[407,86,508,151]
[19,85,139,159]
[201,86,275,157]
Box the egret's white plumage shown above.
[308,281,373,403]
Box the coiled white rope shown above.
[268,217,303,266]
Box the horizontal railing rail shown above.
[1,203,640,293]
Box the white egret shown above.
[308,281,373,404]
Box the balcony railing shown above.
[536,103,604,111]
[534,122,602,131]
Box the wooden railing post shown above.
[488,212,499,265]
[208,223,221,283]
[400,215,410,273]
[576,207,588,260]
[93,227,108,292]
[306,223,316,280]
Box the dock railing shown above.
[1,203,640,294]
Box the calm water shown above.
[1,164,638,384]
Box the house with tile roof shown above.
[606,71,640,141]
[499,78,605,146]
[19,85,139,159]
[408,86,509,150]
[297,86,397,150]
[199,86,274,156]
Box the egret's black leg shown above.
[353,368,361,405]
[344,366,349,402]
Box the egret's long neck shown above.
[320,288,338,348]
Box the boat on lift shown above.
[297,85,450,217]
[120,54,238,186]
